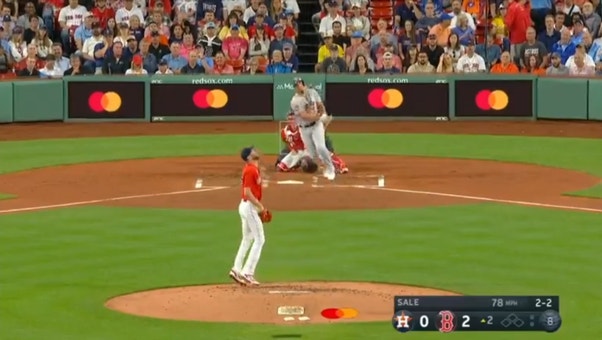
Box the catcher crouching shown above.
[276,113,348,174]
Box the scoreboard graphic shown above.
[392,296,561,333]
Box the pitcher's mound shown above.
[105,281,457,324]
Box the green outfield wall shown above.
[0,75,600,123]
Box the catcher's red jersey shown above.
[241,163,262,201]
[281,126,304,151]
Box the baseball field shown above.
[0,121,601,340]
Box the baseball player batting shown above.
[277,113,348,173]
[290,78,336,180]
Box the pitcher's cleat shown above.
[229,269,247,286]
[242,274,260,286]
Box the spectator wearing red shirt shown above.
[505,0,532,60]
[180,32,196,59]
[277,13,297,43]
[91,0,115,29]
[150,0,172,17]
[15,43,45,71]
[213,51,235,74]
[247,14,274,39]
[222,25,248,62]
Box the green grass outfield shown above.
[0,133,601,340]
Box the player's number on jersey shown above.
[462,315,470,328]
[419,315,429,328]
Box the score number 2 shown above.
[536,298,553,308]
[459,315,493,329]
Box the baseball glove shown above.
[259,209,272,223]
[300,156,319,173]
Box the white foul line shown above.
[347,185,602,213]
[0,186,229,214]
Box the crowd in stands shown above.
[0,0,601,77]
[315,0,602,75]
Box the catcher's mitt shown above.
[259,209,272,223]
[300,156,318,173]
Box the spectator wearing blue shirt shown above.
[194,44,214,70]
[247,3,275,28]
[476,35,502,68]
[452,13,475,46]
[551,29,576,64]
[74,13,94,53]
[122,36,139,60]
[0,27,10,52]
[581,31,600,62]
[196,0,223,23]
[538,14,560,53]
[139,39,158,73]
[266,50,293,74]
[282,43,299,72]
[394,1,418,29]
[269,24,294,56]
[0,43,10,74]
[52,43,71,74]
[571,20,586,45]
[530,0,553,33]
[161,42,188,73]
[93,29,115,72]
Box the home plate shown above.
[277,180,304,185]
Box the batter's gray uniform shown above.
[290,88,335,176]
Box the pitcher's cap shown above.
[240,146,255,161]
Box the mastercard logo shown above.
[88,91,122,113]
[475,90,509,111]
[192,89,228,109]
[368,88,404,109]
[321,308,358,320]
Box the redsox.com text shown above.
[366,78,448,84]
[150,78,235,84]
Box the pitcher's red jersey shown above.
[241,163,262,201]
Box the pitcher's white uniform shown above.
[230,160,264,285]
[290,87,336,179]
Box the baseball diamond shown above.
[0,121,601,339]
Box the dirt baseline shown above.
[104,281,457,324]
[0,155,600,213]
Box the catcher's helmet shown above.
[300,156,318,173]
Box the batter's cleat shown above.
[323,168,336,180]
[241,274,260,286]
[229,269,247,286]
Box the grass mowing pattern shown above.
[0,205,601,339]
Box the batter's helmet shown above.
[300,156,318,173]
